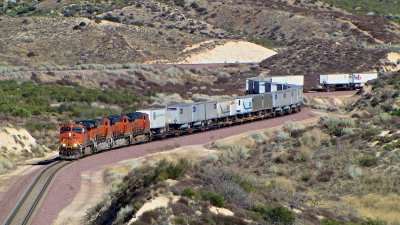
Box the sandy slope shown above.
[179,41,277,64]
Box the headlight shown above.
[62,143,66,147]
[73,143,78,147]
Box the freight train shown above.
[246,72,378,93]
[58,81,303,159]
[319,72,378,91]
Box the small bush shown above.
[233,175,257,192]
[283,121,305,137]
[362,127,381,140]
[364,218,387,225]
[321,219,341,225]
[174,0,186,7]
[173,215,188,225]
[200,191,226,207]
[320,115,355,136]
[359,155,378,167]
[391,108,400,116]
[250,132,266,144]
[145,159,190,184]
[374,113,392,123]
[300,128,329,147]
[274,129,290,142]
[341,128,354,136]
[221,145,249,162]
[0,158,14,172]
[181,187,196,198]
[316,169,335,182]
[252,204,295,225]
[205,153,219,163]
[347,166,363,180]
[114,205,134,224]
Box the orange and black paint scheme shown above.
[58,112,150,160]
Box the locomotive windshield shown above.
[72,127,83,133]
[60,127,71,133]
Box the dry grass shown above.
[341,194,400,224]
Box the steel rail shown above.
[3,161,71,225]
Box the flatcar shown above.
[58,81,303,159]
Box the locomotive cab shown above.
[59,123,87,159]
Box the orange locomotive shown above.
[59,112,150,160]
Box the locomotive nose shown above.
[61,138,79,148]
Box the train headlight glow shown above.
[73,143,78,147]
[62,143,66,147]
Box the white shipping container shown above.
[320,74,351,85]
[235,96,253,114]
[351,73,378,84]
[268,75,304,86]
[137,108,166,129]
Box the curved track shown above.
[3,161,71,225]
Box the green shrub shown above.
[174,0,186,7]
[252,204,295,225]
[146,159,190,184]
[250,132,266,144]
[0,158,14,173]
[362,127,381,140]
[347,166,363,180]
[341,128,354,136]
[320,115,355,136]
[391,108,400,116]
[221,145,249,162]
[173,215,188,225]
[200,191,226,207]
[181,187,196,198]
[283,121,305,137]
[0,80,145,118]
[364,218,387,225]
[274,129,290,142]
[233,175,257,192]
[25,121,57,133]
[359,154,378,167]
[114,205,134,224]
[321,219,341,225]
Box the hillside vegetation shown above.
[0,80,150,173]
[85,73,400,224]
[321,0,400,24]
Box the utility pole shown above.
[3,0,7,10]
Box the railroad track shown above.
[3,160,71,225]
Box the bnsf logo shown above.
[354,75,362,80]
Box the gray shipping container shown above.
[217,99,237,118]
[251,94,263,112]
[272,90,290,108]
[262,93,273,110]
[192,102,206,122]
[166,103,193,125]
[204,101,218,120]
